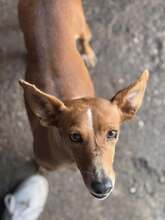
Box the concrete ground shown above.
[0,0,165,219]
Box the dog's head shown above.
[19,70,149,199]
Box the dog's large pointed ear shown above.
[19,80,68,126]
[111,70,149,121]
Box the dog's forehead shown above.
[65,98,121,128]
[90,99,121,128]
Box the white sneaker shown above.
[2,175,49,220]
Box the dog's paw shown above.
[38,166,49,177]
[82,51,97,68]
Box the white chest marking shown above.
[87,108,93,130]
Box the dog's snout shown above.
[81,168,114,199]
[91,178,113,195]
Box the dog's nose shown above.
[91,178,113,195]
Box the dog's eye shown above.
[107,130,118,140]
[69,133,83,143]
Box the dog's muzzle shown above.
[90,178,113,199]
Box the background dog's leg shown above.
[79,24,97,68]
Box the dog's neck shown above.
[20,0,95,100]
[34,126,75,170]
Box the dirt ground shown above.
[0,0,165,219]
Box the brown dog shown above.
[18,0,149,199]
